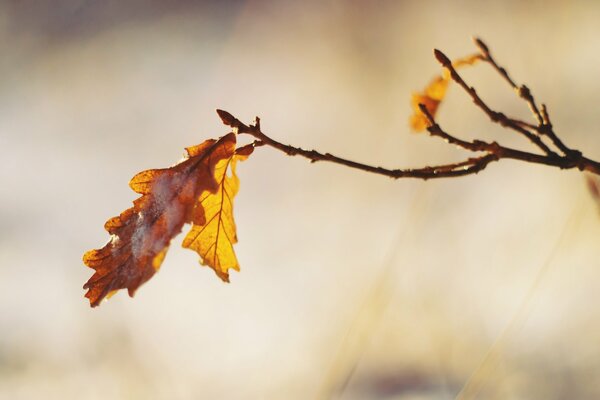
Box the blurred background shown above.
[2,0,600,398]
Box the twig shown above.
[538,103,573,156]
[474,37,546,127]
[216,110,497,180]
[419,105,567,168]
[474,37,575,158]
[215,39,600,180]
[216,108,600,177]
[433,49,557,157]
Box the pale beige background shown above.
[1,1,600,399]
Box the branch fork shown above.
[218,37,600,179]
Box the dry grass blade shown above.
[455,205,584,400]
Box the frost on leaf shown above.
[83,133,246,307]
[182,143,254,281]
[410,53,482,132]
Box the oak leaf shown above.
[182,143,254,281]
[83,132,250,307]
[410,53,482,132]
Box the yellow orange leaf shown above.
[182,143,254,281]
[409,53,482,132]
[410,76,449,132]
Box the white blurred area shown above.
[2,0,600,398]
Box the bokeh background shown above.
[2,0,600,399]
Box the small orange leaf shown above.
[182,143,254,281]
[410,75,449,132]
[83,133,239,307]
[410,53,482,132]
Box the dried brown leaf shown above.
[83,133,243,307]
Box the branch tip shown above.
[433,49,452,67]
[473,37,489,56]
[216,109,238,127]
[541,104,552,125]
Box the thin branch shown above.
[537,103,574,156]
[420,107,576,169]
[518,85,544,126]
[474,37,576,158]
[213,39,600,181]
[216,109,497,180]
[473,37,518,89]
[510,118,538,131]
[474,37,546,126]
[433,49,558,157]
[216,108,600,179]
